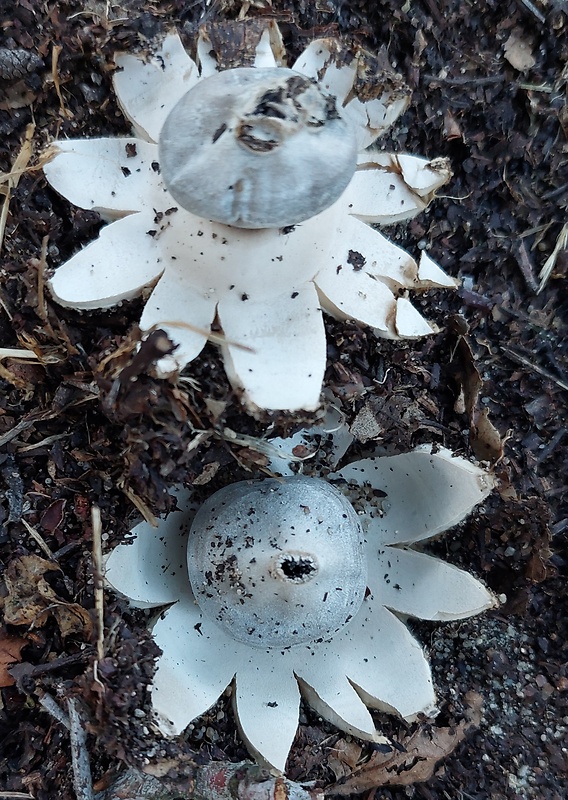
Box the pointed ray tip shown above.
[417,252,460,289]
[394,297,436,338]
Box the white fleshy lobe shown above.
[291,39,411,149]
[316,264,397,336]
[139,267,218,376]
[305,600,436,720]
[395,153,452,198]
[417,251,460,289]
[372,547,496,620]
[315,209,419,290]
[219,284,326,411]
[253,25,283,68]
[341,160,430,224]
[43,138,162,220]
[113,34,199,142]
[49,211,164,310]
[346,153,452,219]
[151,598,240,735]
[235,650,301,773]
[296,672,380,741]
[394,297,437,338]
[334,445,495,546]
[345,93,410,149]
[104,488,194,607]
[196,28,220,77]
[292,39,357,104]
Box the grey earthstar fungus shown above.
[105,441,497,772]
[188,477,366,647]
[43,23,458,412]
[159,68,358,228]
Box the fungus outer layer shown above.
[159,67,358,228]
[187,476,367,648]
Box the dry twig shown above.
[51,44,72,119]
[38,690,71,730]
[538,221,568,294]
[67,697,95,800]
[91,506,105,663]
[0,348,40,360]
[94,763,323,800]
[0,122,35,254]
[516,0,546,24]
[502,346,568,391]
[117,481,159,527]
[21,518,56,560]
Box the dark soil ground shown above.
[0,1,566,798]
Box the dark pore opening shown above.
[280,555,316,580]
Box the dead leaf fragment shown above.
[0,627,27,687]
[3,554,93,639]
[449,317,503,462]
[463,690,484,726]
[442,110,463,141]
[40,498,67,532]
[471,408,504,463]
[328,739,363,781]
[349,402,382,443]
[328,722,468,794]
[504,30,536,72]
[329,692,483,794]
[525,534,554,583]
[0,81,38,109]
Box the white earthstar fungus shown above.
[43,26,458,413]
[105,444,496,773]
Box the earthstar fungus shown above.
[106,444,496,772]
[44,26,457,411]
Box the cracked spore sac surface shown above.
[159,67,357,227]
